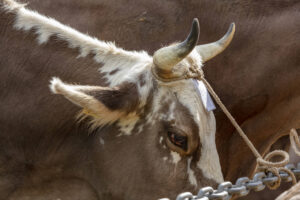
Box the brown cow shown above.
[0,0,299,200]
[0,0,236,199]
[14,0,299,181]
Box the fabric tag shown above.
[193,79,216,112]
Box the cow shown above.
[9,0,299,182]
[0,0,237,199]
[0,0,299,199]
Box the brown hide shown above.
[0,0,299,199]
[26,0,300,182]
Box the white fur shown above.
[159,137,163,144]
[2,0,25,11]
[99,137,105,145]
[151,51,223,183]
[170,151,181,164]
[2,1,154,134]
[117,113,139,136]
[167,102,176,121]
[146,86,172,125]
[5,0,152,87]
[187,157,197,187]
[49,77,126,128]
[196,112,224,183]
[49,77,63,94]
[171,79,223,183]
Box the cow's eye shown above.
[167,131,187,151]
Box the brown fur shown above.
[87,82,139,113]
[0,0,299,199]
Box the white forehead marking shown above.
[187,157,197,187]
[163,157,168,161]
[146,50,223,184]
[196,112,224,183]
[167,102,176,121]
[170,151,181,164]
[156,72,223,183]
[146,86,171,125]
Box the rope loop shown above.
[280,167,297,185]
[257,150,289,168]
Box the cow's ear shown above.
[49,77,139,125]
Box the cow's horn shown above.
[196,23,235,62]
[153,18,200,74]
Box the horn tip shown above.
[229,22,236,34]
[192,18,200,29]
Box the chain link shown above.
[169,162,300,200]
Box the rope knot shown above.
[187,65,205,80]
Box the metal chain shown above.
[172,162,300,200]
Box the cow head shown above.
[50,19,235,198]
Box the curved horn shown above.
[196,23,235,62]
[153,18,200,72]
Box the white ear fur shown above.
[49,77,101,110]
[2,0,26,11]
[49,77,131,127]
[49,77,63,94]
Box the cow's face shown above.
[50,19,235,199]
[145,50,223,186]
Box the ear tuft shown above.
[49,77,63,94]
[3,0,26,11]
[48,77,144,128]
